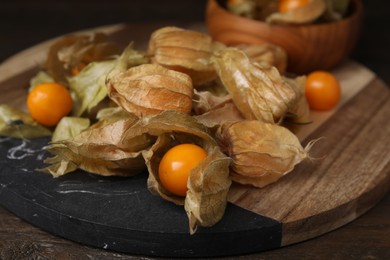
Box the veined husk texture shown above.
[217,120,313,188]
[237,43,288,74]
[107,63,193,117]
[211,47,301,123]
[142,111,231,234]
[46,33,120,85]
[192,89,245,131]
[266,0,326,24]
[44,113,150,177]
[44,111,231,234]
[147,26,225,86]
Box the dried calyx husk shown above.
[51,117,91,142]
[45,33,120,85]
[227,0,279,21]
[216,120,315,188]
[0,104,52,139]
[142,111,231,234]
[211,47,306,124]
[69,43,148,117]
[192,89,245,131]
[43,113,150,177]
[266,0,326,24]
[283,76,311,124]
[147,26,225,86]
[43,110,231,234]
[227,0,257,18]
[237,43,288,74]
[107,63,193,117]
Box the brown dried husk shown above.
[192,90,244,131]
[107,64,193,117]
[284,76,311,124]
[45,33,120,85]
[216,120,314,188]
[44,114,150,177]
[237,43,288,74]
[142,111,231,234]
[211,47,299,123]
[266,0,326,24]
[227,0,257,18]
[147,26,225,86]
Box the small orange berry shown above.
[305,71,341,111]
[278,0,309,13]
[27,82,73,127]
[158,144,208,197]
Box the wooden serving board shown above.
[0,24,389,257]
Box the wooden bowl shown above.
[206,0,363,74]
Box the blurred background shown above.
[0,0,389,83]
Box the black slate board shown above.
[0,136,281,257]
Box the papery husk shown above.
[192,90,244,130]
[284,76,311,124]
[95,106,135,122]
[52,117,90,142]
[0,105,52,139]
[216,120,314,188]
[193,78,229,96]
[69,59,116,116]
[147,27,225,86]
[43,116,150,177]
[227,0,257,18]
[105,42,149,83]
[69,43,147,117]
[45,33,120,85]
[107,64,193,117]
[185,146,231,234]
[237,43,288,74]
[211,47,299,123]
[194,102,244,131]
[192,89,233,116]
[142,111,231,234]
[29,71,55,90]
[266,0,326,24]
[227,0,279,20]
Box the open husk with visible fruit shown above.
[44,111,231,234]
[142,111,231,234]
[34,25,321,234]
[45,33,120,85]
[267,0,326,24]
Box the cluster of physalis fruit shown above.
[0,26,340,233]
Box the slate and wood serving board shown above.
[0,23,389,257]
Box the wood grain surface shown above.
[227,62,390,246]
[0,22,389,259]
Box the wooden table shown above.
[0,2,389,259]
